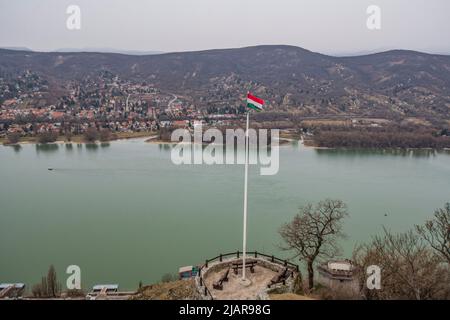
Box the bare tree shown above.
[5,132,21,145]
[65,131,73,142]
[416,203,450,264]
[47,265,60,297]
[279,199,348,289]
[31,283,43,298]
[353,228,450,300]
[37,131,58,144]
[99,129,112,142]
[83,127,99,142]
[32,265,61,298]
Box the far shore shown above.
[145,136,294,146]
[2,133,449,152]
[1,131,158,146]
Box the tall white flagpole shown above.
[242,110,250,280]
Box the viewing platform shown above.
[195,251,299,300]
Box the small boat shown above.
[48,168,54,171]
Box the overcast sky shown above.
[0,0,449,55]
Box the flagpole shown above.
[242,110,250,281]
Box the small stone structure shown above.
[316,259,359,294]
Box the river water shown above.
[1,139,449,290]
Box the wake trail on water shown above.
[47,167,155,175]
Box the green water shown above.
[1,139,449,290]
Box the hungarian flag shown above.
[247,93,264,112]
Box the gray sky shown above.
[0,0,449,55]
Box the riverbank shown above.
[145,138,293,146]
[1,131,158,146]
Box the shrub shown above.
[37,131,58,144]
[161,273,176,283]
[5,132,21,144]
[99,129,112,142]
[84,128,98,142]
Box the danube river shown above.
[1,139,450,290]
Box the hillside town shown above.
[0,70,247,141]
[3,43,450,149]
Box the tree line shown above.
[4,127,115,145]
[309,124,450,149]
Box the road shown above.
[168,94,178,107]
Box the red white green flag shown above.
[247,93,264,112]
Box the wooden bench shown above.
[213,267,230,290]
[268,267,289,288]
[232,260,257,275]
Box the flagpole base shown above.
[240,278,252,287]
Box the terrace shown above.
[195,251,299,300]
